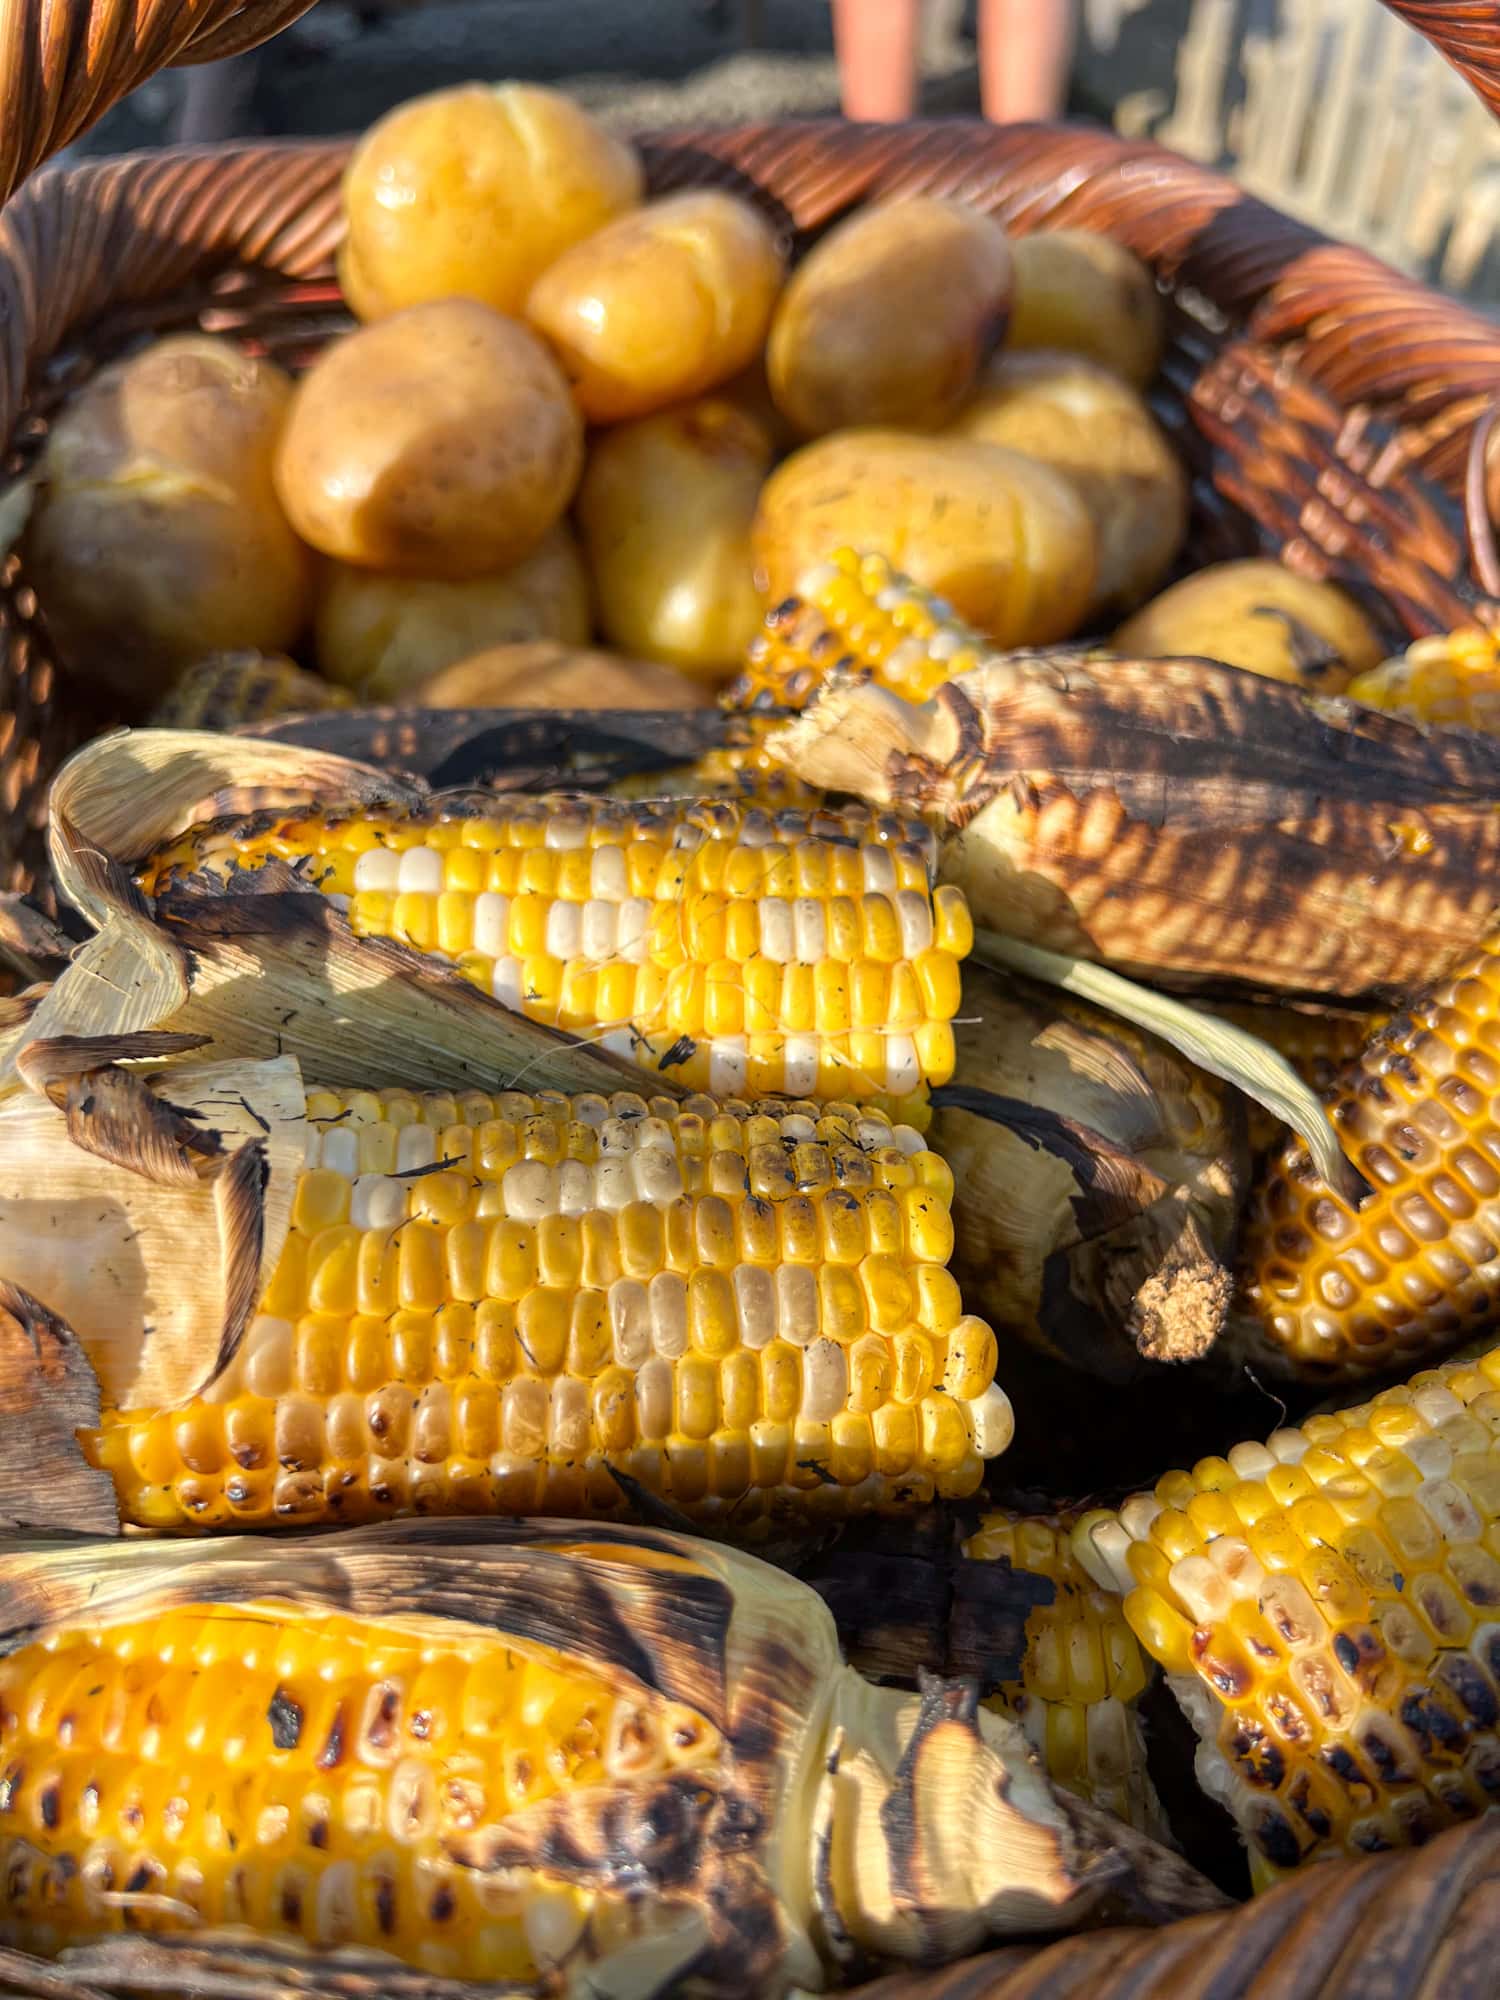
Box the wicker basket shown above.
[3,0,1500,903]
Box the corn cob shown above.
[149,653,354,731]
[964,1511,1163,1838]
[764,581,1500,1001]
[140,795,972,1120]
[933,963,1243,1376]
[1203,999,1389,1155]
[1232,938,1500,1381]
[0,1523,1223,1989]
[83,1085,1012,1531]
[730,549,999,714]
[1347,629,1500,736]
[1074,1341,1500,1889]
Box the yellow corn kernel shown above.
[91,1089,1008,1529]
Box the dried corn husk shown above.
[0,1520,1223,1997]
[763,658,1500,1002]
[7,729,657,1105]
[930,965,1245,1376]
[833,1810,1500,2000]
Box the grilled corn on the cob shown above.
[0,1522,1223,1990]
[1074,1342,1500,1888]
[964,1512,1163,1838]
[83,1085,1012,1531]
[141,795,971,1121]
[1347,629,1500,735]
[1233,938,1500,1380]
[731,549,997,714]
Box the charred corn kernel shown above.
[1347,628,1500,736]
[141,796,970,1124]
[965,1511,1165,1839]
[1074,1346,1500,1887]
[86,1089,1010,1530]
[1233,937,1500,1381]
[148,652,354,731]
[729,550,999,713]
[1205,1000,1390,1154]
[0,1597,721,1974]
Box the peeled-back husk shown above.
[6,728,665,1103]
[929,965,1245,1377]
[833,1809,1500,2000]
[764,658,1500,1002]
[0,1521,1223,1997]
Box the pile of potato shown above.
[23,80,1385,715]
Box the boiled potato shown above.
[275,301,582,577]
[338,82,643,321]
[413,641,714,711]
[752,429,1096,646]
[1008,231,1163,389]
[948,351,1185,615]
[577,398,774,683]
[525,191,785,423]
[316,524,590,699]
[767,197,1012,436]
[23,335,311,701]
[1113,560,1385,692]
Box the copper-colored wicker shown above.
[2,6,1500,910]
[842,1810,1500,2000]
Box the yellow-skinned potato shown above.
[315,523,590,699]
[752,429,1096,645]
[767,196,1012,436]
[1008,231,1163,389]
[1113,558,1385,692]
[577,397,774,683]
[412,640,716,710]
[525,190,786,423]
[275,301,583,578]
[23,335,311,701]
[948,351,1186,615]
[337,82,643,320]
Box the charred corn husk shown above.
[0,1523,1223,1991]
[843,1812,1500,2000]
[964,1512,1164,1838]
[1074,1342,1500,1889]
[81,1085,1012,1531]
[141,795,971,1120]
[759,575,1500,999]
[931,964,1243,1375]
[1233,939,1500,1381]
[149,653,354,731]
[1203,1000,1389,1154]
[1347,629,1500,736]
[731,550,998,714]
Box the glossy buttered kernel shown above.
[87,1087,1011,1530]
[140,793,970,1120]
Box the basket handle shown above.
[1379,2,1500,118]
[0,0,317,209]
